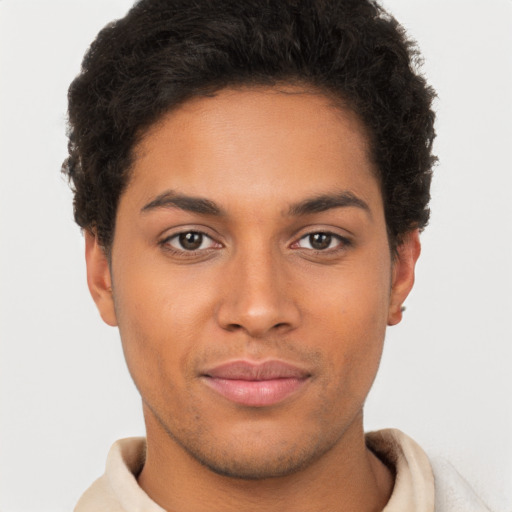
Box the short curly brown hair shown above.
[63,0,436,252]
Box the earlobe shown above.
[85,231,118,327]
[387,229,421,326]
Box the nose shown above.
[215,249,301,338]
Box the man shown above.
[63,0,491,510]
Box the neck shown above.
[138,408,393,512]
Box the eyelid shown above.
[300,232,341,244]
[158,227,224,254]
[291,225,352,242]
[292,230,351,253]
[158,224,222,242]
[167,232,216,250]
[157,225,352,257]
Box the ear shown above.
[388,229,421,326]
[85,230,118,327]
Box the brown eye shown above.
[178,232,204,250]
[295,232,347,251]
[308,233,332,250]
[165,231,217,251]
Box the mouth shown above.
[201,360,311,407]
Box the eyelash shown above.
[159,230,351,257]
[159,230,221,257]
[292,232,351,253]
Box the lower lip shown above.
[203,377,307,407]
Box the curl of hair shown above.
[63,0,436,250]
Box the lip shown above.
[201,360,311,407]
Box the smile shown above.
[201,360,311,407]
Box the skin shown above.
[86,86,420,512]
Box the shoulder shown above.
[430,456,493,512]
[366,429,493,512]
[74,437,165,512]
[74,476,118,512]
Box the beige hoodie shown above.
[74,429,492,512]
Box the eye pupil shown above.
[309,233,331,250]
[179,232,203,250]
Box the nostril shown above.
[225,323,243,332]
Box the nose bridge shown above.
[216,239,299,336]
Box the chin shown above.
[171,423,338,480]
[186,444,328,480]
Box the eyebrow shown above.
[288,191,371,217]
[141,189,370,218]
[141,191,223,216]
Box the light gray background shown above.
[1,1,511,511]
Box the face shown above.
[87,86,418,479]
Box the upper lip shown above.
[202,360,310,381]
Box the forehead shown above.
[126,86,380,213]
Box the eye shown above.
[164,231,218,251]
[295,232,346,251]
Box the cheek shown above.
[300,258,390,396]
[316,301,387,387]
[114,249,217,332]
[111,259,218,395]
